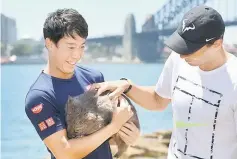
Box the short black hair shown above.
[43,8,88,44]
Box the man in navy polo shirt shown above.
[25,8,140,159]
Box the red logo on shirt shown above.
[45,117,55,127]
[38,121,47,131]
[31,103,43,114]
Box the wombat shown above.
[65,89,140,158]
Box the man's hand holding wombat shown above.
[110,104,134,134]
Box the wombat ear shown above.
[65,95,73,112]
[67,95,73,104]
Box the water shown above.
[1,63,173,159]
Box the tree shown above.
[33,43,44,55]
[10,43,34,56]
[10,38,44,56]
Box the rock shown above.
[116,130,172,159]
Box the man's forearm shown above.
[126,85,165,111]
[65,124,115,159]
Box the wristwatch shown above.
[120,78,132,94]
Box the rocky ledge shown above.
[112,130,172,159]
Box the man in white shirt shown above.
[93,5,237,159]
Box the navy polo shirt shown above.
[25,65,113,159]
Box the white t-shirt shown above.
[155,52,237,159]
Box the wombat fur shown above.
[65,89,140,158]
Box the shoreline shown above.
[1,56,167,65]
[1,60,166,65]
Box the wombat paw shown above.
[114,152,122,158]
[113,153,119,158]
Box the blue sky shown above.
[1,0,237,44]
[1,0,166,39]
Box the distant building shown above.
[142,14,156,32]
[122,14,136,61]
[1,13,17,45]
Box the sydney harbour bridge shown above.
[86,0,237,63]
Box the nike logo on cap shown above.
[206,37,215,42]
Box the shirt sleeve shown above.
[94,71,105,83]
[99,72,105,82]
[25,90,66,140]
[155,52,176,99]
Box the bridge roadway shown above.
[86,20,237,45]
